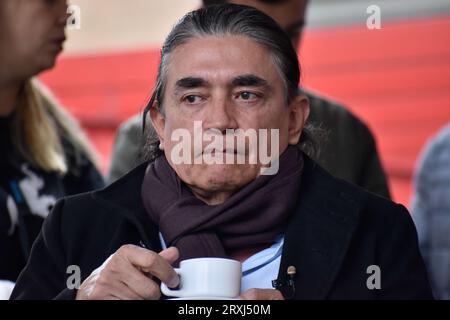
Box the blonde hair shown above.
[9,78,99,174]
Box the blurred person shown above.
[108,0,391,201]
[11,5,431,300]
[412,123,450,299]
[0,0,104,294]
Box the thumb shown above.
[159,247,179,264]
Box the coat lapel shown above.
[278,157,366,299]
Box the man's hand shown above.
[239,288,284,300]
[76,245,179,300]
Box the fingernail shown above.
[169,275,180,288]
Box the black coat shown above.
[11,157,433,300]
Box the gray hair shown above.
[142,4,319,162]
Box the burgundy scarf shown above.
[141,145,304,263]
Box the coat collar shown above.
[277,156,366,299]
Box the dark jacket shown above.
[108,89,390,199]
[11,157,431,300]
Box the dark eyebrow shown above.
[231,75,269,88]
[175,77,210,89]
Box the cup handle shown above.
[160,268,183,297]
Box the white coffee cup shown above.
[161,257,242,299]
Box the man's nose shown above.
[204,97,238,133]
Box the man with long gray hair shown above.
[12,4,431,300]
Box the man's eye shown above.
[237,92,258,101]
[183,95,202,104]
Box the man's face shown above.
[228,0,307,48]
[150,36,308,201]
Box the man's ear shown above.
[288,94,310,145]
[149,101,165,145]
